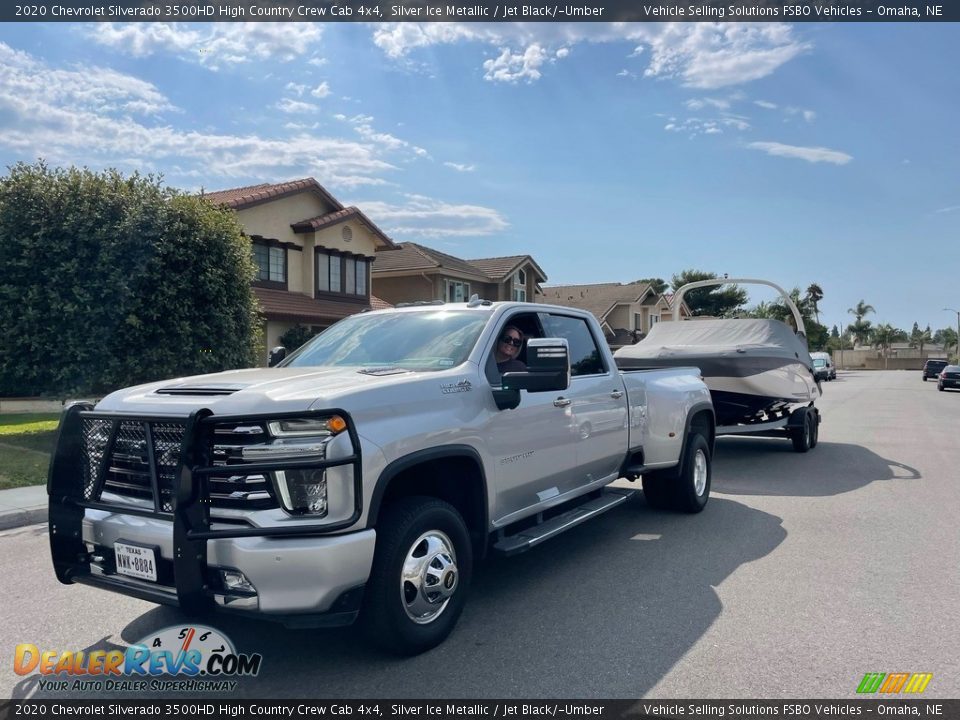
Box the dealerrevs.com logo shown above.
[14,625,262,693]
[857,673,933,694]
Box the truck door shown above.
[481,313,577,525]
[538,312,629,493]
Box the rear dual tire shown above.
[642,433,711,514]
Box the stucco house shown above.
[203,178,395,361]
[371,242,548,305]
[539,282,691,348]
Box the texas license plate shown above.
[114,541,158,582]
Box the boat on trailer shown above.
[614,278,821,452]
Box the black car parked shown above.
[938,365,960,392]
[922,359,949,381]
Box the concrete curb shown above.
[0,506,47,531]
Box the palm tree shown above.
[847,319,873,347]
[910,324,932,356]
[805,283,824,325]
[940,328,959,362]
[872,323,898,369]
[847,300,875,323]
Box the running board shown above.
[492,487,636,556]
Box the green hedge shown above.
[0,162,261,396]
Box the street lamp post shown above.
[945,308,960,363]
[839,323,844,370]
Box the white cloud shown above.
[311,81,332,98]
[286,82,308,97]
[355,194,508,238]
[275,98,318,114]
[333,113,430,160]
[371,23,807,88]
[87,23,324,70]
[0,42,176,118]
[754,99,778,109]
[0,42,411,189]
[444,162,476,172]
[785,105,817,123]
[721,114,751,131]
[643,24,811,89]
[748,141,852,165]
[934,205,960,214]
[685,97,731,111]
[483,44,550,83]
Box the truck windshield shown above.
[813,359,826,367]
[284,310,488,371]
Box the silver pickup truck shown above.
[48,299,714,654]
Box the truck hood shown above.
[96,366,418,416]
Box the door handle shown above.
[610,390,624,399]
[553,397,572,408]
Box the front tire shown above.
[361,497,472,655]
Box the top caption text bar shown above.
[5,0,957,23]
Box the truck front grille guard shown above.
[48,404,363,613]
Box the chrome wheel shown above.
[693,448,708,497]
[401,530,458,624]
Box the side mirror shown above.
[502,338,571,393]
[268,346,287,367]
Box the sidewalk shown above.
[0,484,47,530]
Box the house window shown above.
[316,250,369,300]
[512,269,527,302]
[633,313,643,331]
[446,280,470,303]
[253,240,287,288]
[650,314,659,326]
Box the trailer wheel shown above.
[809,410,819,449]
[360,496,472,655]
[791,408,814,453]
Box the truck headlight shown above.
[268,416,347,437]
[274,469,328,516]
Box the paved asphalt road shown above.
[2,371,958,700]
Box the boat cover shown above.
[614,318,812,366]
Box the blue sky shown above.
[1,21,958,333]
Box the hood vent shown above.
[357,367,409,376]
[155,385,242,396]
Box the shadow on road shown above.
[712,439,920,497]
[18,497,785,699]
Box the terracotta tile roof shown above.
[373,243,548,286]
[291,206,396,249]
[253,287,370,324]
[539,282,652,321]
[372,243,488,281]
[203,178,343,212]
[466,254,547,282]
[370,294,393,310]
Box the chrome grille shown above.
[208,422,277,509]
